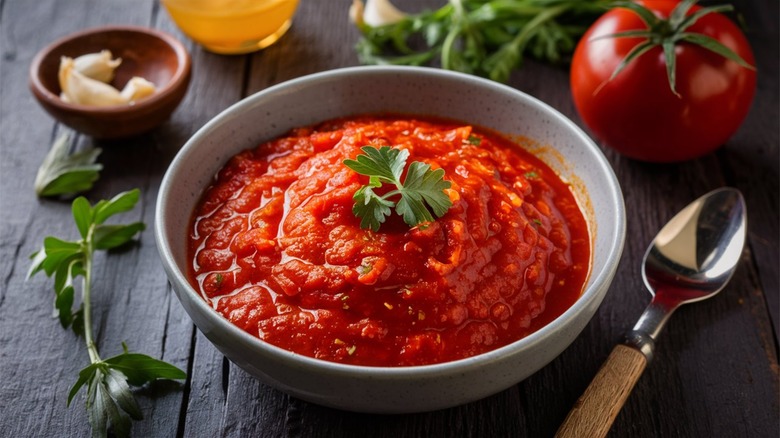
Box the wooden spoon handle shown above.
[555,344,648,438]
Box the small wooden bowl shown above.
[29,25,191,139]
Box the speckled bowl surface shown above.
[155,66,626,413]
[29,25,191,139]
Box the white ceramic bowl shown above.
[155,66,625,413]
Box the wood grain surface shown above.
[0,0,777,437]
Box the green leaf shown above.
[34,133,102,198]
[396,192,435,226]
[27,248,48,279]
[344,146,407,184]
[345,146,453,231]
[87,370,131,438]
[37,169,103,198]
[93,222,146,250]
[104,352,186,387]
[53,258,83,328]
[401,162,452,218]
[86,374,108,438]
[352,185,394,232]
[40,237,83,276]
[54,258,83,294]
[54,284,75,328]
[93,189,141,225]
[71,307,85,337]
[72,197,93,239]
[483,40,522,83]
[104,369,142,420]
[68,363,102,407]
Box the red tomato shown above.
[570,1,756,162]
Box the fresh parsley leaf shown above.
[34,132,102,198]
[28,190,185,437]
[401,162,451,217]
[352,184,394,231]
[344,146,452,231]
[343,146,408,183]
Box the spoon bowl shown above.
[557,187,747,438]
[643,187,747,302]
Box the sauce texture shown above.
[188,116,590,366]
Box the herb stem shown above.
[512,3,569,53]
[29,189,186,436]
[441,0,467,70]
[383,189,402,199]
[81,227,100,364]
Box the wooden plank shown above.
[0,1,187,437]
[718,23,780,336]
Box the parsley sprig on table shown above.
[28,189,185,438]
[354,0,611,83]
[344,146,452,231]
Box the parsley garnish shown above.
[344,146,452,231]
[28,189,185,437]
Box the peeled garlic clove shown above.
[120,77,157,102]
[73,50,121,83]
[352,0,407,27]
[349,0,365,25]
[58,56,127,106]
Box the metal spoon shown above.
[556,187,747,438]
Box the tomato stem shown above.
[601,0,754,96]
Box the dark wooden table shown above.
[1,0,777,436]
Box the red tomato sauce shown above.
[188,116,590,366]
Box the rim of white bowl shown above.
[155,65,626,379]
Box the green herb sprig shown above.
[354,0,611,83]
[344,146,452,231]
[28,189,186,437]
[34,132,102,198]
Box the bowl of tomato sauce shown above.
[155,66,625,413]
